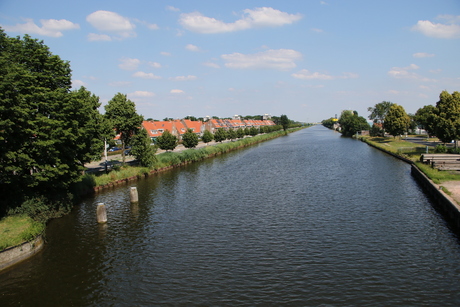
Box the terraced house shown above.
[141,116,275,143]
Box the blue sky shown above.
[1,0,459,122]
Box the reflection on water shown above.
[1,126,460,306]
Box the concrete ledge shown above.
[0,235,44,271]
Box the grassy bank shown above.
[361,136,460,184]
[0,215,45,251]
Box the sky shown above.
[1,0,459,122]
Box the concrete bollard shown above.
[96,203,107,223]
[130,187,139,203]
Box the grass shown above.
[0,215,45,251]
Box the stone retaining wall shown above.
[0,236,44,271]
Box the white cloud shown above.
[86,10,136,39]
[320,1,329,5]
[222,49,302,70]
[72,79,86,88]
[148,62,162,68]
[87,33,112,41]
[170,89,185,94]
[413,52,435,58]
[170,75,197,81]
[166,6,180,12]
[132,71,162,79]
[161,51,172,56]
[108,81,132,87]
[292,69,358,80]
[412,18,460,39]
[311,28,324,33]
[203,62,220,68]
[387,64,419,79]
[119,58,140,70]
[179,7,302,34]
[186,44,200,52]
[2,18,79,37]
[129,91,156,98]
[387,64,435,82]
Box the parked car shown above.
[108,147,121,152]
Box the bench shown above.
[421,154,460,171]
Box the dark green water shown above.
[1,125,460,306]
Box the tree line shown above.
[0,30,296,217]
[321,90,460,144]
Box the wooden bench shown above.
[421,154,460,171]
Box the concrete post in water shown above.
[130,187,139,203]
[96,203,107,223]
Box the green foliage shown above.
[249,127,259,136]
[369,123,383,137]
[214,128,228,142]
[279,114,289,131]
[384,104,410,138]
[434,144,447,153]
[432,91,460,144]
[0,30,104,213]
[131,128,157,167]
[156,130,178,151]
[227,128,237,140]
[104,93,143,163]
[202,130,214,143]
[236,128,245,139]
[368,101,394,136]
[182,129,199,148]
[338,110,370,137]
[415,105,437,136]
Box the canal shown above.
[1,125,460,306]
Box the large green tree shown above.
[201,130,214,144]
[104,93,143,164]
[130,128,156,167]
[0,30,104,209]
[338,110,370,137]
[383,104,411,138]
[156,130,178,151]
[415,105,437,136]
[182,129,199,148]
[368,101,394,136]
[279,114,290,131]
[432,90,460,146]
[214,128,227,142]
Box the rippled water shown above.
[2,126,460,306]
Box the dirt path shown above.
[440,181,460,204]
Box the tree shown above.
[202,130,214,144]
[104,93,143,164]
[236,128,245,139]
[368,101,394,136]
[130,128,157,167]
[0,30,105,209]
[214,128,227,142]
[227,128,237,141]
[156,130,178,151]
[280,114,290,131]
[338,110,370,137]
[432,90,460,146]
[415,105,437,136]
[182,129,199,148]
[383,104,410,138]
[249,127,259,136]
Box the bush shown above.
[435,144,447,153]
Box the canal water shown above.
[1,125,460,306]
